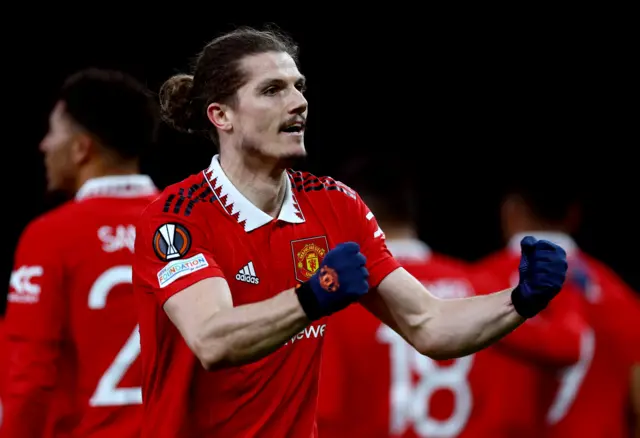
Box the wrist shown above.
[511,285,541,319]
[295,282,323,321]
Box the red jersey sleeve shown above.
[2,217,67,438]
[133,194,225,305]
[343,187,400,287]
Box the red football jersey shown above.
[2,175,157,438]
[318,239,525,438]
[545,252,640,438]
[471,232,588,438]
[132,155,401,438]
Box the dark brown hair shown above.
[505,179,582,223]
[61,68,158,159]
[159,26,299,145]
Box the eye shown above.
[296,82,307,93]
[263,86,279,96]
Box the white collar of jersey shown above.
[75,175,157,201]
[204,154,305,232]
[386,238,432,262]
[508,231,578,256]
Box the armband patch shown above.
[157,253,208,288]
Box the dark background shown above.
[3,14,636,313]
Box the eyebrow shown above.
[257,75,306,90]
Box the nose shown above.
[289,88,308,116]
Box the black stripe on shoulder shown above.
[287,170,356,199]
[162,176,214,217]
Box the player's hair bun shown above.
[159,73,204,134]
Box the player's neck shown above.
[506,223,573,245]
[508,217,571,237]
[219,152,287,218]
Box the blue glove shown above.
[511,236,568,318]
[295,242,369,320]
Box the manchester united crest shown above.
[291,236,330,282]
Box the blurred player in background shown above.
[540,197,640,438]
[2,68,159,438]
[473,182,588,438]
[317,160,530,438]
[132,26,568,438]
[476,180,640,438]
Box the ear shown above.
[70,133,92,166]
[206,102,233,133]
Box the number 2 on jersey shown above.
[378,325,473,438]
[88,266,142,407]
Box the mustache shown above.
[279,116,306,130]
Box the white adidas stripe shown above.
[240,261,256,276]
[235,262,259,285]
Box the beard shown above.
[240,134,308,169]
[44,164,76,205]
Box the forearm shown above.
[416,288,524,360]
[195,288,310,369]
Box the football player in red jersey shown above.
[550,251,640,438]
[317,172,530,438]
[2,69,159,438]
[133,26,568,438]
[476,181,639,438]
[473,183,588,438]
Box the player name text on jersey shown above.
[98,225,136,253]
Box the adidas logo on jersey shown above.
[236,261,259,284]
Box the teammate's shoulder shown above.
[142,171,214,218]
[287,169,357,200]
[21,199,78,233]
[472,248,514,268]
[469,249,518,291]
[429,252,473,273]
[14,199,81,248]
[580,251,634,289]
[402,253,471,282]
